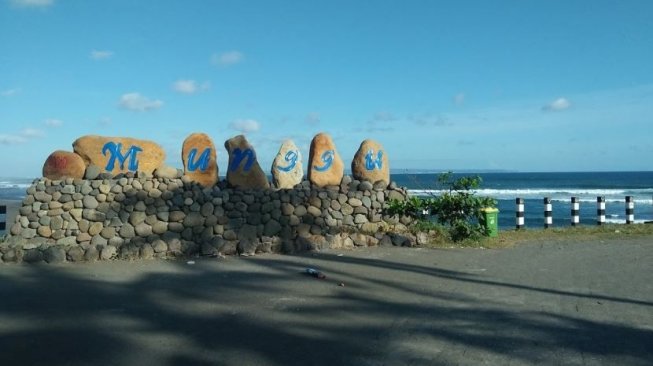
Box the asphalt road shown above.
[1,236,652,366]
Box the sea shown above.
[1,172,652,229]
[0,178,34,202]
[393,171,653,229]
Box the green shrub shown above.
[386,172,496,242]
[410,219,446,234]
[428,172,496,241]
[386,195,424,217]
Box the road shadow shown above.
[1,249,652,366]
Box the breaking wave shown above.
[408,188,653,204]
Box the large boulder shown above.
[73,135,166,175]
[271,140,303,189]
[224,135,269,189]
[351,139,390,187]
[307,132,344,187]
[182,133,218,187]
[42,150,86,180]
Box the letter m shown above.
[102,142,143,171]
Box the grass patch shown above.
[418,223,653,249]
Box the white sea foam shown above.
[408,188,653,204]
[0,182,31,189]
[604,218,650,225]
[548,198,653,204]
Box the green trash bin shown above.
[480,208,499,237]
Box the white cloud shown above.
[372,111,397,122]
[0,126,45,144]
[0,134,27,145]
[44,118,63,127]
[90,50,114,60]
[305,112,320,126]
[354,125,394,133]
[118,92,163,112]
[99,117,112,127]
[10,0,53,7]
[172,79,211,94]
[543,97,571,111]
[229,119,260,133]
[1,88,21,97]
[172,80,197,94]
[454,92,465,106]
[20,128,45,138]
[211,51,244,66]
[410,113,451,126]
[353,111,397,133]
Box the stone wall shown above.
[1,174,414,264]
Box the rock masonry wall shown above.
[1,174,414,264]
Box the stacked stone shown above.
[1,175,412,264]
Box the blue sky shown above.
[1,0,652,177]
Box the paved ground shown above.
[1,236,652,366]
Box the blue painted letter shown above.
[102,142,143,171]
[230,148,255,172]
[187,148,211,172]
[364,149,383,171]
[277,150,298,172]
[314,150,334,172]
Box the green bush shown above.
[386,195,425,217]
[428,172,497,241]
[386,172,496,242]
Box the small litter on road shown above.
[187,261,195,265]
[305,268,326,279]
[338,282,345,287]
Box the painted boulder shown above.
[351,139,390,187]
[182,133,218,187]
[307,132,344,187]
[73,135,166,175]
[224,135,269,189]
[42,150,86,180]
[271,140,303,189]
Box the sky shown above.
[1,0,652,178]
